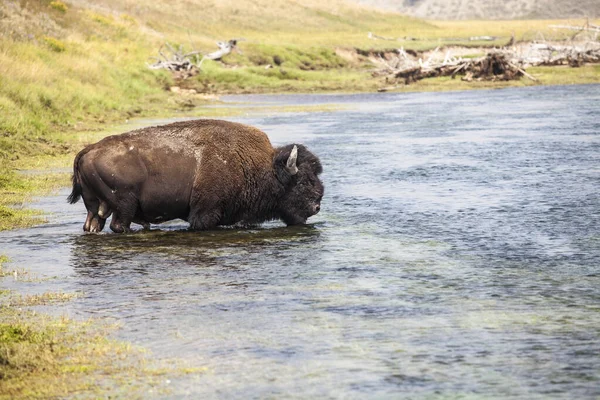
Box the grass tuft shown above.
[49,1,68,13]
[12,291,82,306]
[88,11,115,26]
[0,171,68,231]
[42,36,66,52]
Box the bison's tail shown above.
[67,149,87,204]
[67,174,82,204]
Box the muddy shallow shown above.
[2,85,600,398]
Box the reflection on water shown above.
[1,84,600,398]
[70,225,321,276]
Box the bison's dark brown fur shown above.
[68,119,323,233]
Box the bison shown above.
[68,119,324,233]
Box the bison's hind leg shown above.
[90,215,106,233]
[110,209,134,233]
[81,193,107,233]
[84,211,93,231]
[83,210,106,233]
[98,201,112,220]
[83,208,107,233]
[109,216,127,233]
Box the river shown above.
[1,84,599,398]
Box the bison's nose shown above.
[314,204,320,214]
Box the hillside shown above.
[0,0,430,156]
[356,0,600,20]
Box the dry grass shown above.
[0,308,138,398]
[11,291,82,306]
[430,18,599,41]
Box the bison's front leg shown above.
[188,209,222,231]
[109,218,130,233]
[109,192,142,233]
[109,208,134,233]
[110,212,149,232]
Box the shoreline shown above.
[0,73,600,231]
[3,75,600,232]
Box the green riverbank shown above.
[0,259,207,398]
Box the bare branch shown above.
[148,38,242,78]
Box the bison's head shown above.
[274,144,324,226]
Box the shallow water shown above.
[2,85,600,398]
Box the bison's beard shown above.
[281,213,308,226]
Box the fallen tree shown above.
[372,40,600,86]
[510,42,600,67]
[379,52,533,85]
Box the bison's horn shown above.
[286,145,298,175]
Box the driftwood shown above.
[469,36,498,41]
[148,39,241,79]
[367,32,396,41]
[396,53,531,84]
[549,24,600,33]
[147,43,200,72]
[372,40,600,85]
[198,39,240,67]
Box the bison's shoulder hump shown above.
[134,119,271,145]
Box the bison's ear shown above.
[286,145,298,176]
[274,144,299,185]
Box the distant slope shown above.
[65,0,432,44]
[355,0,600,20]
